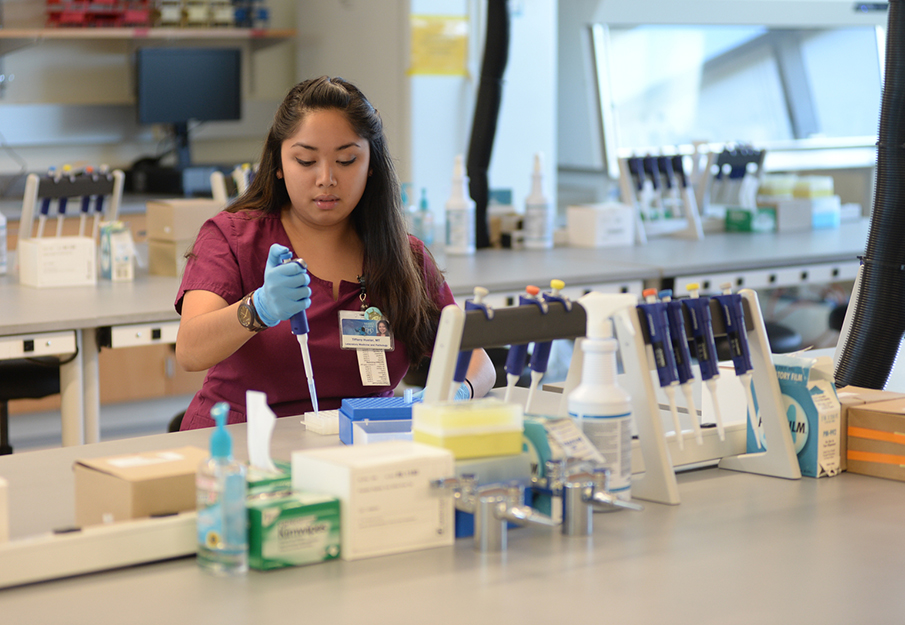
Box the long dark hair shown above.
[227,76,443,365]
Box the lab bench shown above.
[0,220,869,448]
[0,413,902,622]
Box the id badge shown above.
[338,310,394,351]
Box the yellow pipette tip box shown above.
[412,398,523,459]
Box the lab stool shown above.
[0,358,61,455]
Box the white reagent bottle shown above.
[524,152,553,249]
[569,292,638,502]
[445,154,475,255]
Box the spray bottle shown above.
[569,292,638,502]
[524,152,553,249]
[445,155,475,255]
[196,402,248,575]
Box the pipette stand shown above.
[617,156,704,243]
[423,297,681,506]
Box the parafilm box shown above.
[747,354,841,477]
[247,491,341,570]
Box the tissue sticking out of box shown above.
[246,390,277,472]
[303,409,340,435]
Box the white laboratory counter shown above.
[0,415,903,624]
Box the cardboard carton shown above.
[145,198,223,242]
[74,446,207,526]
[835,386,905,472]
[847,397,905,482]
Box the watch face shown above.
[238,302,255,328]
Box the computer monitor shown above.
[135,47,242,170]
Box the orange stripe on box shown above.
[847,426,905,445]
[847,450,905,467]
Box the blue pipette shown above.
[638,288,684,450]
[660,289,703,445]
[451,286,493,400]
[525,279,571,413]
[279,252,318,415]
[503,285,547,404]
[683,283,725,441]
[714,282,762,448]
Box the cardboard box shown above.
[246,460,292,497]
[247,491,341,570]
[566,202,634,248]
[759,196,841,233]
[146,198,223,242]
[291,441,454,560]
[847,398,905,482]
[835,386,905,472]
[74,446,207,527]
[18,236,96,288]
[148,238,194,277]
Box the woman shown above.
[174,76,494,429]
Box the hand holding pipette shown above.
[684,283,726,441]
[253,244,315,411]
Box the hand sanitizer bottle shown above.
[196,402,248,575]
[415,187,435,245]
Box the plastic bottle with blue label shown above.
[196,402,248,575]
[569,292,638,502]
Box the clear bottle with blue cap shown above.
[196,402,248,575]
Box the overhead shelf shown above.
[0,27,296,55]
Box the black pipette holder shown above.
[424,288,800,506]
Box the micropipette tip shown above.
[681,383,704,445]
[664,385,684,450]
[706,378,726,441]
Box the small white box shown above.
[18,236,96,288]
[567,202,634,248]
[292,441,454,560]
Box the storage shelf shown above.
[0,27,296,55]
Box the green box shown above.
[725,206,776,232]
[247,491,341,570]
[246,460,292,497]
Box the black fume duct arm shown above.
[466,0,510,249]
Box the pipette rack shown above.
[424,288,800,506]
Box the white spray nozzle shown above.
[578,292,638,340]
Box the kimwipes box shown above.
[74,446,208,526]
[847,398,905,482]
[291,441,454,561]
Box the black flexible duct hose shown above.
[466,0,510,249]
[835,0,905,388]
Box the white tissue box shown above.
[567,203,634,248]
[292,441,454,560]
[18,236,96,288]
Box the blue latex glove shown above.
[254,244,311,327]
[408,383,470,401]
[454,381,471,401]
